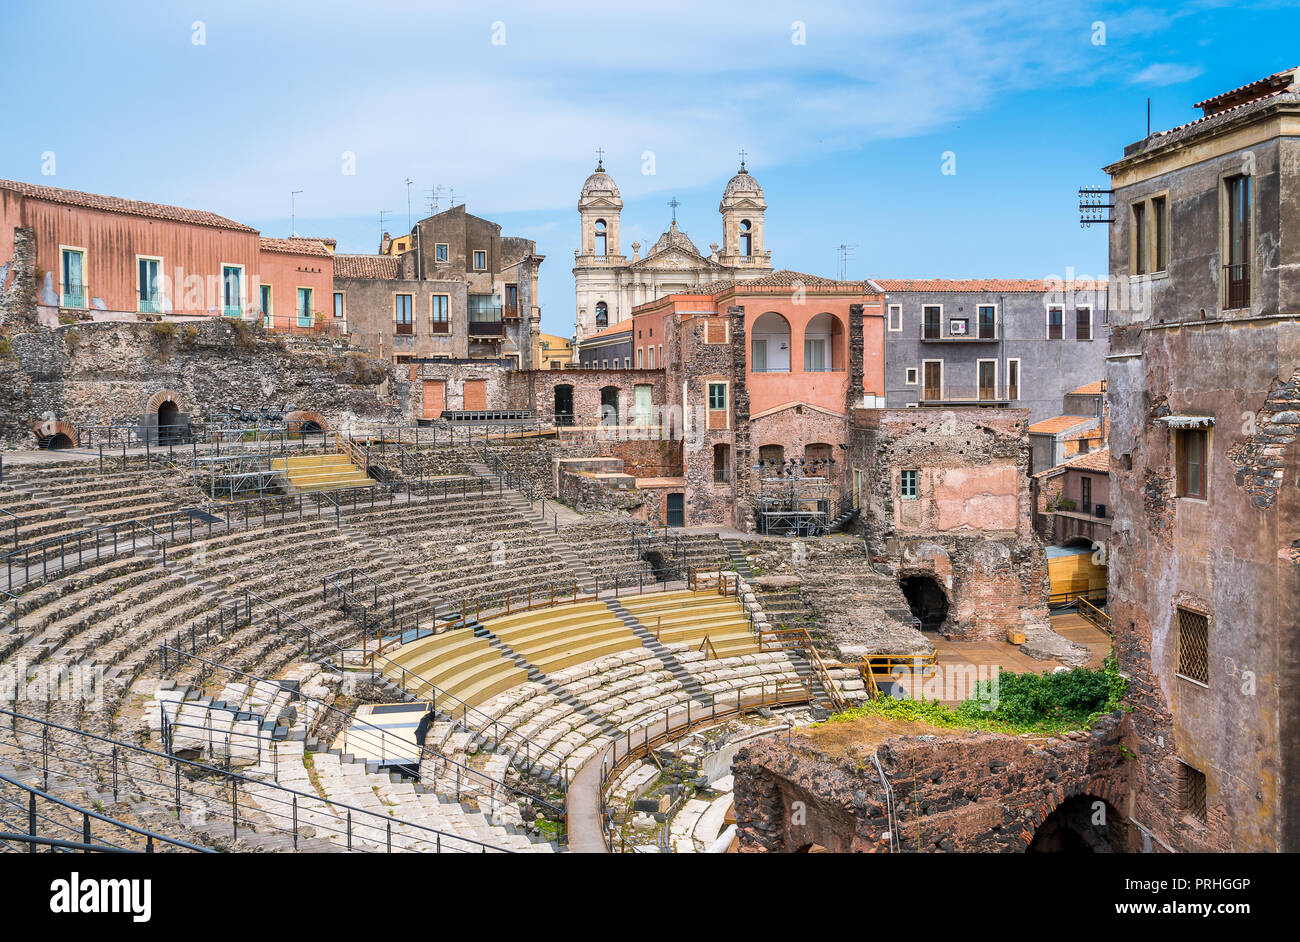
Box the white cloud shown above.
[1130,62,1205,86]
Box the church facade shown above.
[571,160,773,352]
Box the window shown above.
[708,382,727,411]
[636,349,644,369]
[1076,305,1092,340]
[1176,606,1209,685]
[1006,359,1020,401]
[504,283,518,317]
[1153,195,1169,273]
[594,219,607,256]
[624,357,630,369]
[739,219,752,256]
[1047,306,1064,340]
[395,293,413,335]
[59,247,86,309]
[1181,762,1208,823]
[296,287,313,328]
[601,359,608,369]
[431,294,449,333]
[1175,428,1208,499]
[435,243,449,263]
[221,265,243,316]
[472,250,486,270]
[137,256,162,314]
[922,305,941,339]
[260,284,272,327]
[595,301,608,329]
[1225,175,1251,308]
[905,367,918,385]
[713,443,731,483]
[752,338,767,371]
[887,304,902,332]
[900,469,918,499]
[647,346,655,370]
[977,305,996,339]
[333,291,345,319]
[1132,201,1147,275]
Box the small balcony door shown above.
[922,361,943,400]
[978,361,997,400]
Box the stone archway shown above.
[899,573,950,632]
[33,418,78,450]
[1026,794,1127,853]
[285,410,330,436]
[144,388,183,417]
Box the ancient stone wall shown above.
[0,319,398,447]
[731,713,1130,853]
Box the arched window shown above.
[803,312,844,372]
[595,301,609,329]
[594,219,607,256]
[740,219,752,257]
[751,311,791,372]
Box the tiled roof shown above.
[333,254,401,279]
[581,322,633,342]
[1068,381,1105,396]
[0,178,256,232]
[698,270,872,295]
[1193,67,1298,113]
[259,237,332,258]
[874,278,1108,293]
[1065,447,1110,473]
[1028,415,1097,435]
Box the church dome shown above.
[649,221,700,257]
[722,166,763,200]
[581,165,620,199]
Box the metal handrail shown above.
[0,771,217,854]
[0,706,513,853]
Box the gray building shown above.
[876,280,1109,425]
[576,325,632,369]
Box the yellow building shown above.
[536,332,572,370]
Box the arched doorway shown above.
[44,432,74,450]
[158,400,181,445]
[554,385,574,426]
[899,574,949,631]
[643,550,668,581]
[1027,796,1126,853]
[600,386,620,426]
[803,312,844,372]
[751,312,791,372]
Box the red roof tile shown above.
[259,237,332,258]
[333,254,401,279]
[1028,415,1097,435]
[0,178,256,232]
[1069,381,1105,396]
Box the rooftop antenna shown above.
[1146,97,1151,137]
[448,187,456,209]
[738,147,748,171]
[426,184,445,214]
[290,190,303,237]
[378,209,391,248]
[404,178,414,229]
[668,196,680,225]
[836,243,857,281]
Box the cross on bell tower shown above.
[738,148,748,172]
[668,196,680,225]
[595,147,605,171]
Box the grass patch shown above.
[819,654,1129,736]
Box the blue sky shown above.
[1,0,1296,335]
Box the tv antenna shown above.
[404,178,414,229]
[836,243,858,281]
[290,190,303,237]
[378,210,391,248]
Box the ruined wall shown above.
[731,713,1130,853]
[848,407,1051,643]
[0,319,398,446]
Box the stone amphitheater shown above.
[0,434,877,855]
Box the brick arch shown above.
[285,410,330,434]
[32,418,78,449]
[1017,776,1127,850]
[144,388,183,415]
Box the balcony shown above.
[1224,263,1250,309]
[139,297,162,315]
[60,283,87,309]
[919,385,1012,405]
[920,322,998,342]
[469,318,505,337]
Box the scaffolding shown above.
[754,456,836,536]
[196,422,324,501]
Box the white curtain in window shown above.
[804,339,825,372]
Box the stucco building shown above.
[877,279,1109,425]
[1103,66,1300,852]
